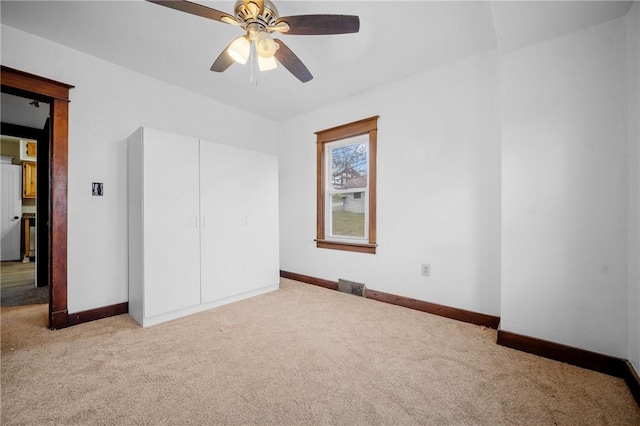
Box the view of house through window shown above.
[327,135,368,239]
[315,115,379,254]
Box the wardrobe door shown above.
[142,129,201,318]
[199,140,243,303]
[240,150,280,292]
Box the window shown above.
[315,116,379,254]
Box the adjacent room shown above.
[1,0,639,424]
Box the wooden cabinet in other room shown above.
[26,142,37,158]
[22,161,36,198]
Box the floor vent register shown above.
[338,279,366,297]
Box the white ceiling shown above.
[1,92,50,129]
[0,1,632,122]
[490,0,632,54]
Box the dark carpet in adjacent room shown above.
[1,284,48,307]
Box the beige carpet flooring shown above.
[1,278,639,425]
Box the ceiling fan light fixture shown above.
[228,36,251,64]
[148,0,360,83]
[258,54,278,71]
[255,31,278,58]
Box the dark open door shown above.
[37,117,50,287]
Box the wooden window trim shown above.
[315,115,379,254]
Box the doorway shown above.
[1,66,73,328]
[1,94,50,307]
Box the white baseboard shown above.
[137,283,279,327]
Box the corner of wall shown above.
[626,0,640,372]
[500,16,630,358]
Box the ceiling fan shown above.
[148,0,360,83]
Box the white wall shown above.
[279,50,502,316]
[3,11,636,365]
[501,18,629,357]
[627,2,640,371]
[1,25,278,313]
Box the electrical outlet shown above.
[421,264,430,277]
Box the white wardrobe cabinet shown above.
[128,127,279,327]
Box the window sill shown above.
[315,239,377,254]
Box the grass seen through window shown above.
[331,209,365,237]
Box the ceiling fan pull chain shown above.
[250,41,256,85]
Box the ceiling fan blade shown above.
[210,46,234,73]
[247,1,260,19]
[266,22,290,33]
[221,16,244,27]
[147,0,235,23]
[275,15,360,35]
[253,0,265,15]
[273,39,313,83]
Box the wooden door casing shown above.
[1,65,74,329]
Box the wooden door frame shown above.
[1,65,74,329]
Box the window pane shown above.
[330,192,366,238]
[330,142,367,190]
